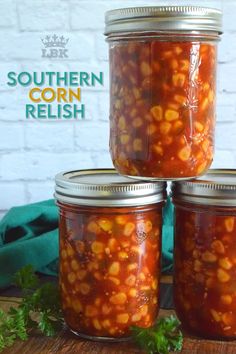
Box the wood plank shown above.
[1,297,236,354]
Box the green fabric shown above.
[0,198,174,288]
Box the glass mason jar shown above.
[172,170,236,339]
[55,169,166,341]
[105,6,222,180]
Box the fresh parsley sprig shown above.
[0,265,63,351]
[131,315,183,354]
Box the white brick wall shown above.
[0,0,235,217]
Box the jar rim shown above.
[171,169,236,207]
[104,6,223,36]
[55,168,167,207]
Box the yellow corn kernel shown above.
[179,59,190,71]
[125,275,136,286]
[165,109,179,121]
[110,292,127,305]
[102,303,111,315]
[178,146,191,161]
[150,105,163,121]
[132,117,143,128]
[133,138,143,152]
[77,269,86,280]
[222,312,234,326]
[108,276,120,285]
[147,123,157,136]
[219,257,233,270]
[120,134,130,145]
[145,220,152,233]
[152,279,158,290]
[209,89,214,103]
[172,73,186,87]
[98,218,113,232]
[168,102,180,111]
[140,305,148,317]
[61,249,67,260]
[102,319,111,328]
[131,246,142,255]
[194,121,204,132]
[79,283,91,295]
[67,272,76,284]
[107,238,117,252]
[91,241,104,254]
[85,305,98,317]
[210,309,221,322]
[121,240,130,248]
[87,261,99,272]
[202,251,217,263]
[172,120,184,133]
[194,259,202,272]
[211,240,225,255]
[153,144,164,156]
[118,115,126,130]
[127,263,138,272]
[115,215,127,225]
[203,83,210,92]
[170,59,178,70]
[139,272,146,281]
[66,245,75,257]
[115,99,121,110]
[133,87,141,99]
[197,161,207,175]
[124,222,135,237]
[131,313,142,322]
[206,277,214,288]
[217,268,230,283]
[116,313,129,324]
[93,319,102,330]
[174,95,186,105]
[118,251,128,261]
[221,295,232,305]
[95,298,101,307]
[109,262,120,276]
[129,288,137,298]
[201,98,209,111]
[162,50,172,59]
[72,299,82,312]
[94,271,102,281]
[141,61,152,76]
[225,218,235,232]
[174,46,183,55]
[160,121,172,135]
[87,221,100,233]
[71,259,79,271]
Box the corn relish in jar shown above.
[55,169,166,341]
[105,6,222,180]
[172,170,236,339]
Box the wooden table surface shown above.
[1,276,236,354]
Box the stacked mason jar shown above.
[55,7,236,341]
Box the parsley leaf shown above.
[131,315,183,354]
[0,265,63,352]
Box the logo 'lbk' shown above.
[41,35,69,59]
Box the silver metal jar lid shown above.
[104,6,223,35]
[171,169,236,207]
[55,169,167,207]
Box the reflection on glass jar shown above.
[172,170,236,339]
[55,169,166,341]
[105,7,222,180]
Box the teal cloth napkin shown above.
[0,198,174,288]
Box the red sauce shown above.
[58,202,163,338]
[173,201,236,339]
[109,39,217,179]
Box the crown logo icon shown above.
[41,34,69,48]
